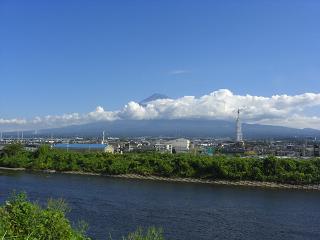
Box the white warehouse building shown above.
[165,138,190,153]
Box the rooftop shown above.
[54,143,107,149]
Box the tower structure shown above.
[102,131,106,144]
[236,109,243,142]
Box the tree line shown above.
[1,143,320,184]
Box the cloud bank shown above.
[1,89,320,131]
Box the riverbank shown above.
[2,146,320,186]
[106,174,320,190]
[1,167,320,191]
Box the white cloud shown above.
[168,69,189,75]
[87,106,119,122]
[1,89,320,131]
[0,118,27,125]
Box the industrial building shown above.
[165,138,190,153]
[53,143,114,153]
[154,143,173,153]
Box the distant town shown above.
[1,110,319,158]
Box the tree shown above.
[2,143,24,157]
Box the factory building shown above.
[154,143,173,154]
[165,138,190,153]
[53,143,114,153]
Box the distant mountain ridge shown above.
[10,95,320,139]
[31,119,320,139]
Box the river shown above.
[1,170,320,240]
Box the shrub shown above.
[0,192,89,240]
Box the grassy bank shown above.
[0,192,163,240]
[1,144,320,185]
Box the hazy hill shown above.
[33,119,320,139]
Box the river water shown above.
[1,170,320,240]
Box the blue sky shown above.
[1,0,320,122]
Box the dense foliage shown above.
[0,192,164,240]
[0,192,89,240]
[1,144,320,184]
